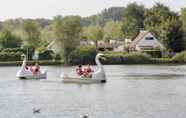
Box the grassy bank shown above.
[0,60,63,66]
[0,58,183,66]
[1,51,186,66]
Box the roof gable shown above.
[130,31,158,48]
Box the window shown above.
[145,37,154,40]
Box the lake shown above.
[0,65,186,118]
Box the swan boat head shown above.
[91,53,107,81]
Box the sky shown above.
[0,0,185,21]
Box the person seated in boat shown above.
[83,64,93,78]
[76,65,83,76]
[32,63,41,75]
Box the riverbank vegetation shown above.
[0,2,186,65]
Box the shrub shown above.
[103,51,127,56]
[103,52,151,64]
[0,52,22,61]
[39,50,54,60]
[151,58,173,64]
[172,51,186,63]
[69,46,97,65]
[123,52,151,64]
[1,48,26,53]
[54,54,62,60]
[142,50,162,58]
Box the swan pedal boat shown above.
[61,53,107,83]
[16,55,47,80]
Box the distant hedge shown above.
[142,50,162,58]
[69,46,97,65]
[103,52,152,64]
[172,51,186,63]
[39,50,54,60]
[0,52,22,61]
[0,48,26,53]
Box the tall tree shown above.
[144,3,184,52]
[122,3,145,39]
[0,28,21,48]
[180,8,186,43]
[103,20,123,40]
[181,8,186,31]
[22,20,41,49]
[144,3,177,34]
[53,15,81,64]
[81,25,104,48]
[160,17,185,52]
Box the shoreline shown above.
[0,60,63,66]
[0,60,185,66]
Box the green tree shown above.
[122,3,145,39]
[181,8,186,31]
[81,25,104,48]
[22,20,41,49]
[53,15,81,64]
[103,20,123,40]
[180,8,186,43]
[160,17,185,52]
[144,3,177,34]
[144,3,184,52]
[0,28,22,48]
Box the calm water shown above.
[0,65,186,118]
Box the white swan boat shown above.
[16,55,47,79]
[61,53,107,83]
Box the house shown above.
[80,40,95,46]
[97,40,122,51]
[129,30,164,51]
[47,39,61,54]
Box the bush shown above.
[39,50,54,60]
[172,51,186,63]
[103,51,127,56]
[142,50,162,58]
[123,52,151,64]
[69,46,97,65]
[1,48,26,53]
[151,58,173,64]
[54,54,62,60]
[103,52,151,64]
[0,52,22,61]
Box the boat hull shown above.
[17,72,47,80]
[62,77,106,84]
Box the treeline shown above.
[0,2,186,64]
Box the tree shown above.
[160,17,185,52]
[180,8,186,44]
[81,25,104,48]
[82,7,125,26]
[22,20,41,49]
[144,3,177,34]
[53,15,81,64]
[122,3,145,39]
[103,20,123,40]
[144,3,184,52]
[181,8,186,31]
[0,28,21,48]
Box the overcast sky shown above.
[0,0,185,21]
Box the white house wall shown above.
[136,33,161,50]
